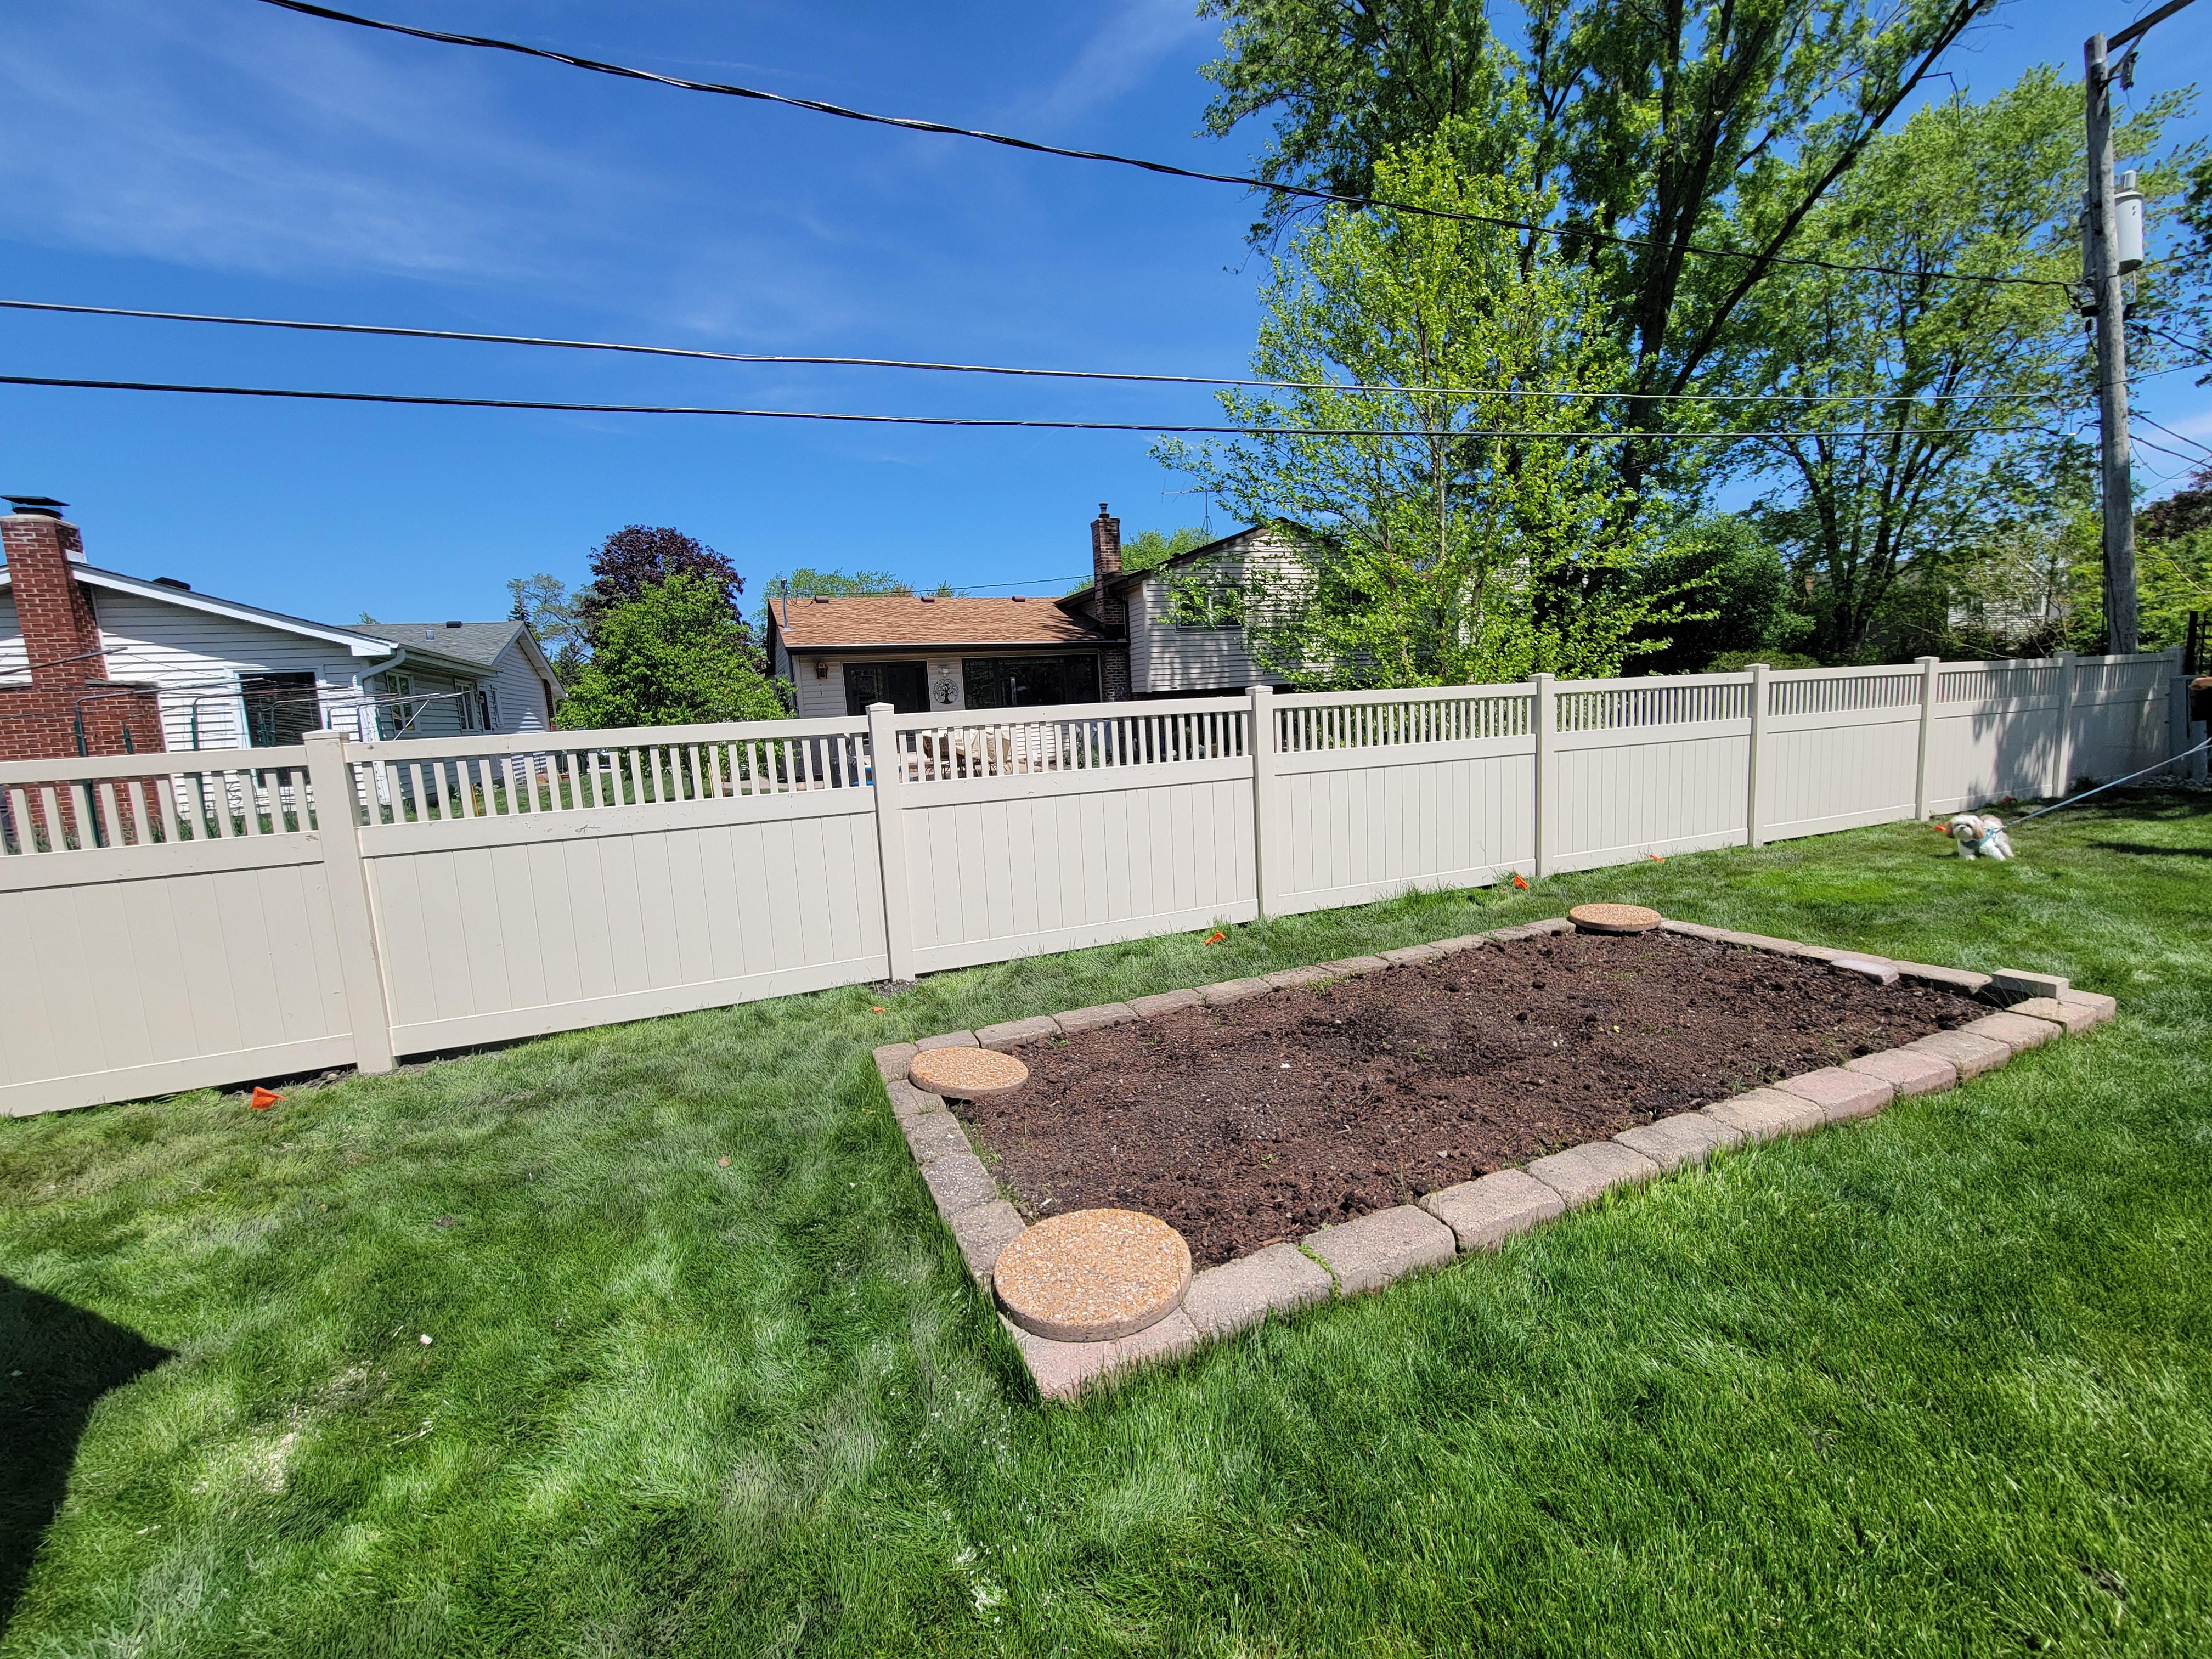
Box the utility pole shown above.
[2086,0,2196,655]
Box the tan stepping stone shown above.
[994,1209,1193,1342]
[1903,1029,2011,1080]
[874,1042,917,1082]
[1846,1048,1957,1096]
[1056,1002,1139,1032]
[1198,979,1271,1006]
[974,1014,1060,1048]
[909,1046,1030,1101]
[1701,1087,1824,1142]
[1568,902,1662,934]
[1001,1316,1114,1402]
[950,1200,1025,1282]
[1265,964,1339,990]
[1419,1169,1564,1250]
[1182,1243,1333,1339]
[1774,1065,1893,1122]
[1130,989,1205,1018]
[916,1030,978,1052]
[1526,1141,1661,1206]
[1613,1112,1734,1172]
[922,1148,997,1215]
[901,1110,970,1166]
[1304,1205,1456,1295]
[1962,1011,2064,1054]
[2007,996,2100,1035]
[1891,960,1993,996]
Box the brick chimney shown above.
[1088,503,1131,700]
[0,499,165,760]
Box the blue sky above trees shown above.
[0,0,2204,624]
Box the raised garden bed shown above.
[875,918,2118,1401]
[961,929,1980,1268]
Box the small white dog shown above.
[1948,813,2015,860]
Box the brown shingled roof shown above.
[769,595,1113,650]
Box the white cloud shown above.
[1012,0,1214,129]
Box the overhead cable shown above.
[0,295,2062,405]
[0,372,2053,440]
[251,0,2070,294]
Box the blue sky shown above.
[0,0,2206,625]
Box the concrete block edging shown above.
[873,923,2106,1402]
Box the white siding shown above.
[90,589,378,751]
[479,638,557,734]
[791,654,850,720]
[1128,532,1296,696]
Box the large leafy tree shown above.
[1198,0,1993,495]
[577,525,747,640]
[1738,71,2186,659]
[557,572,785,730]
[1162,136,1675,686]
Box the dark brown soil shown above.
[959,931,1980,1268]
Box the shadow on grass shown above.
[2086,840,2212,858]
[0,1279,171,1632]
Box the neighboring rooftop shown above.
[347,619,533,669]
[768,595,1113,651]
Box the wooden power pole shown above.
[2086,0,2197,655]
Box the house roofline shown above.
[779,639,1113,656]
[1,563,399,658]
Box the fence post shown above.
[302,730,396,1076]
[1531,673,1556,878]
[2051,649,2077,799]
[866,701,918,983]
[1914,654,1941,820]
[1746,662,1770,849]
[1249,684,1279,921]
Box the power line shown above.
[0,295,2054,404]
[252,0,2070,295]
[2135,411,2212,462]
[0,371,2052,439]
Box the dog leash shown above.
[2008,736,2212,828]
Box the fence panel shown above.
[0,746,356,1115]
[894,699,1257,970]
[1548,674,1753,869]
[351,719,888,1053]
[1761,667,1926,840]
[1926,658,2064,814]
[1272,686,1536,910]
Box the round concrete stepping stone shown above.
[993,1209,1192,1341]
[1568,902,1663,935]
[907,1046,1029,1100]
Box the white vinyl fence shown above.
[0,651,2191,1117]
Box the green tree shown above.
[506,573,586,684]
[556,572,785,730]
[1198,0,1992,496]
[1631,514,1813,674]
[1121,526,1212,575]
[1736,71,2187,661]
[1161,134,1677,687]
[754,567,915,635]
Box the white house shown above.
[0,505,561,753]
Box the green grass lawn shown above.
[3,793,2209,1656]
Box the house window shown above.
[379,672,424,738]
[239,672,320,747]
[961,654,1098,710]
[844,661,929,716]
[1160,569,1246,629]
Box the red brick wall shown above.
[0,511,165,761]
[1090,505,1131,702]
